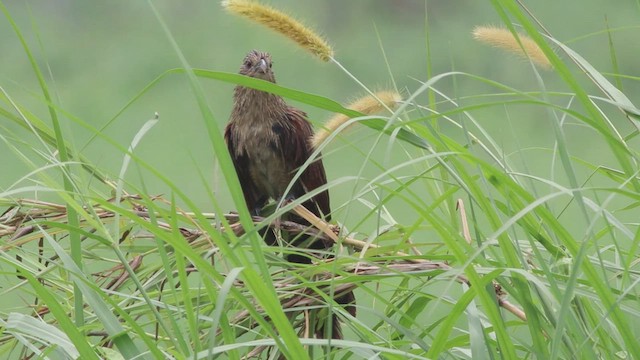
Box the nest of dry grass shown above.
[0,194,525,349]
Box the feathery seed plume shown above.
[312,91,402,148]
[222,0,334,62]
[472,26,552,69]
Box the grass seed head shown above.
[312,91,402,148]
[472,25,552,69]
[222,0,334,62]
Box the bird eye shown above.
[269,62,273,68]
[244,60,252,67]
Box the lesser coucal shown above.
[224,49,355,338]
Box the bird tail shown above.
[314,289,356,339]
[315,314,345,339]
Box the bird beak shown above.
[257,58,268,73]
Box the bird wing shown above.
[281,106,331,219]
[224,122,263,214]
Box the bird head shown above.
[239,49,275,82]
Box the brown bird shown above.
[224,49,355,338]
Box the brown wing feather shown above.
[224,122,264,214]
[281,106,331,220]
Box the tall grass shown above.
[1,0,640,359]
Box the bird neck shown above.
[232,86,287,120]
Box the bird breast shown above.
[235,118,290,200]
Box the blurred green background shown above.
[2,0,640,229]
